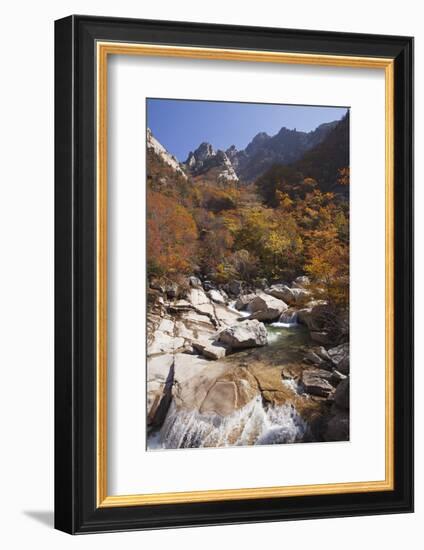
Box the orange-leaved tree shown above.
[147,190,198,278]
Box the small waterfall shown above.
[148,396,307,450]
[227,301,250,318]
[271,310,299,328]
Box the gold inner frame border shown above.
[96,42,394,508]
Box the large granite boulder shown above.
[218,319,268,350]
[247,294,288,321]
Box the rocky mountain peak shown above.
[184,143,238,183]
[179,117,343,185]
[225,144,238,159]
[233,121,342,182]
[191,142,215,162]
[147,128,187,179]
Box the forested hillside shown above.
[147,114,349,310]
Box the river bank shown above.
[147,276,349,449]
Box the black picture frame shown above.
[55,15,414,534]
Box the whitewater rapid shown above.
[148,395,307,450]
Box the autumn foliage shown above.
[147,115,349,311]
[147,190,198,277]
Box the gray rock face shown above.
[184,143,239,182]
[147,128,187,178]
[228,121,338,182]
[301,368,335,397]
[247,294,288,322]
[218,319,268,350]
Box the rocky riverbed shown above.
[147,276,349,449]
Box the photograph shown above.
[146,98,350,450]
[50,10,413,536]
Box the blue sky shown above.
[147,98,348,162]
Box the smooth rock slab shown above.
[187,288,210,306]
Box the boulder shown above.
[304,349,331,369]
[188,275,202,288]
[234,293,257,310]
[337,355,350,375]
[314,346,332,362]
[292,275,310,289]
[208,289,226,304]
[324,409,349,441]
[334,378,349,410]
[218,319,268,350]
[328,343,349,368]
[267,284,311,306]
[298,303,348,345]
[198,367,259,416]
[247,294,288,322]
[302,368,335,397]
[202,343,227,360]
[213,304,241,326]
[297,301,329,330]
[181,309,215,331]
[330,370,347,386]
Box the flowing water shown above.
[149,396,307,449]
[147,308,311,450]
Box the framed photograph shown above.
[54,15,414,534]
